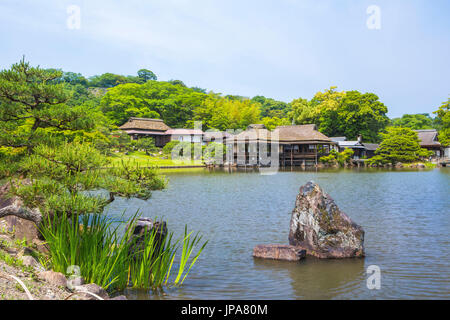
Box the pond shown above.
[107,167,450,299]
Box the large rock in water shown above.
[288,181,365,258]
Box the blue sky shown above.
[0,0,449,117]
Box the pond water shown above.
[107,167,450,300]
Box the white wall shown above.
[173,135,204,144]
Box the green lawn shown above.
[107,151,204,167]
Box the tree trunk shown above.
[0,183,42,228]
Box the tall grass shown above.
[39,211,207,292]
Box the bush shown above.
[319,149,337,164]
[373,127,432,164]
[162,140,180,155]
[337,148,354,165]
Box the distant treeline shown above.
[46,68,448,143]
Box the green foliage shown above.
[251,96,291,118]
[261,116,290,130]
[319,149,338,164]
[162,140,181,155]
[0,59,106,154]
[89,73,145,88]
[40,211,207,292]
[391,113,435,130]
[368,127,432,164]
[319,149,353,166]
[162,141,202,161]
[100,81,207,127]
[336,148,354,165]
[290,87,389,142]
[203,142,227,164]
[10,141,166,217]
[433,98,450,146]
[191,93,261,130]
[137,69,157,82]
[134,137,158,155]
[110,131,132,152]
[168,80,186,87]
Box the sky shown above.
[0,0,449,117]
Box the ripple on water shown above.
[110,168,450,299]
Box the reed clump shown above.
[39,211,207,292]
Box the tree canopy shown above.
[251,95,291,118]
[191,93,261,131]
[0,59,166,227]
[290,87,389,142]
[391,113,435,130]
[100,80,207,127]
[433,98,450,146]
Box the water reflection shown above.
[253,257,365,299]
[107,167,450,299]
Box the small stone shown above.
[74,283,109,300]
[253,244,306,261]
[20,255,43,271]
[32,239,49,254]
[42,289,56,300]
[39,271,67,287]
[17,247,36,258]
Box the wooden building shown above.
[165,129,204,144]
[119,117,171,147]
[330,136,379,159]
[228,124,336,166]
[414,129,444,158]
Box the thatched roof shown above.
[275,125,333,144]
[414,129,441,147]
[119,118,171,132]
[234,124,272,142]
[233,124,333,144]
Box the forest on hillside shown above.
[5,60,449,145]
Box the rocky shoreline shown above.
[0,218,126,300]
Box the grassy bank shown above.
[107,151,204,167]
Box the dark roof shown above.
[330,137,347,142]
[414,129,441,147]
[119,118,171,132]
[362,143,379,151]
[338,141,365,149]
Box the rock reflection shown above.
[253,257,365,299]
